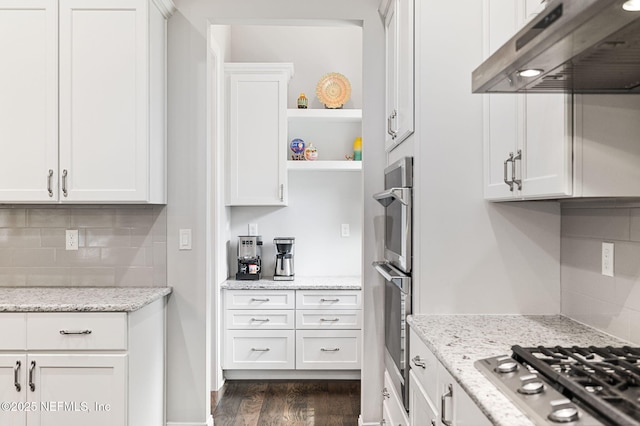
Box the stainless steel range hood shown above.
[472,0,640,93]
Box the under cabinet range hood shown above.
[472,0,640,94]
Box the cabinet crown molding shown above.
[151,0,176,18]
[224,62,295,80]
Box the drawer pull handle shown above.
[250,298,270,302]
[382,387,390,399]
[412,355,427,369]
[320,318,340,322]
[59,329,92,335]
[321,347,340,352]
[14,361,21,392]
[250,318,270,322]
[320,298,340,302]
[251,348,270,352]
[29,361,35,392]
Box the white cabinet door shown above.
[437,363,491,426]
[27,354,127,426]
[483,0,522,200]
[0,355,27,425]
[226,64,292,206]
[409,371,437,426]
[0,0,58,202]
[384,0,414,151]
[59,0,150,202]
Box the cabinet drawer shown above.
[0,313,27,350]
[295,290,361,309]
[295,310,362,330]
[224,330,294,370]
[384,369,410,426]
[225,310,294,330]
[409,328,438,404]
[225,290,295,310]
[26,313,127,350]
[295,330,361,370]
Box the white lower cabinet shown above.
[409,328,490,426]
[0,300,165,426]
[222,288,362,374]
[382,369,409,426]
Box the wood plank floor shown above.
[212,380,361,426]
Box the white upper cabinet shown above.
[0,1,58,202]
[225,63,293,206]
[483,0,572,201]
[0,0,171,204]
[380,0,414,151]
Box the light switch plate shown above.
[341,224,350,237]
[602,242,614,277]
[179,229,192,250]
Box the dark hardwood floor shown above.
[212,380,361,426]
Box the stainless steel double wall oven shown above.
[374,156,413,411]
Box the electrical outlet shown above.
[341,224,350,237]
[65,229,79,251]
[602,242,614,277]
[248,223,258,236]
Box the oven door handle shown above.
[373,187,411,207]
[373,261,411,293]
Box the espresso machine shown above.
[235,235,262,280]
[273,237,295,281]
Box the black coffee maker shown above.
[235,236,262,280]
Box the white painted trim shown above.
[358,414,380,426]
[224,369,360,380]
[166,421,211,426]
[151,0,176,18]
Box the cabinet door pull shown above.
[441,384,453,426]
[321,347,340,352]
[382,387,390,399]
[59,329,92,335]
[251,348,270,352]
[14,360,21,392]
[250,298,270,302]
[320,298,340,302]
[503,152,514,191]
[512,149,522,190]
[412,355,426,369]
[47,169,54,197]
[29,361,35,392]
[279,184,284,202]
[250,318,270,322]
[62,169,68,197]
[320,318,340,322]
[387,110,398,139]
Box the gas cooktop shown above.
[475,345,640,425]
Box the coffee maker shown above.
[273,237,295,281]
[235,236,262,280]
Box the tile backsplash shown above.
[0,205,166,287]
[561,202,640,344]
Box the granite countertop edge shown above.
[0,287,173,312]
[221,276,362,290]
[407,314,631,426]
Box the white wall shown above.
[167,1,385,425]
[407,0,561,316]
[229,25,363,109]
[229,171,363,277]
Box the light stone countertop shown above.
[221,276,361,290]
[407,314,630,426]
[0,287,172,312]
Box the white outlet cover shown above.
[65,229,79,251]
[602,242,614,277]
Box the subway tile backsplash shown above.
[561,203,640,344]
[0,206,166,287]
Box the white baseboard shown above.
[167,416,213,426]
[359,414,380,426]
[224,369,360,380]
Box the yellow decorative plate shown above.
[316,73,351,108]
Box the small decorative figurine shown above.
[304,143,318,161]
[290,138,305,161]
[297,93,308,109]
